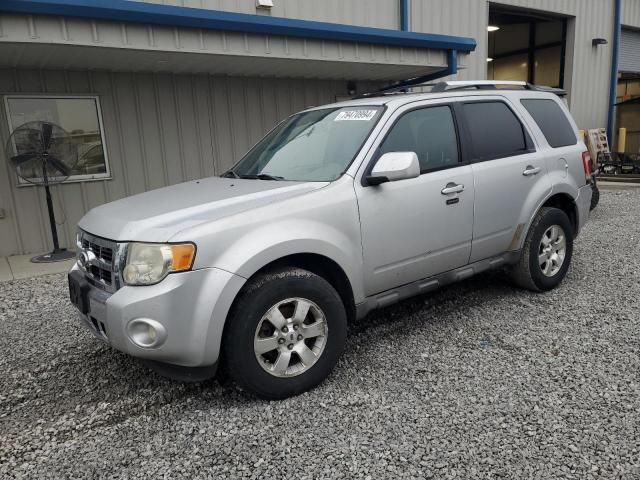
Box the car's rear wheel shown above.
[221,267,347,399]
[510,207,574,292]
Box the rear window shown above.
[521,99,577,148]
[462,101,531,161]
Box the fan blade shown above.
[47,155,71,177]
[41,123,53,151]
[11,152,39,166]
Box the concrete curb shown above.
[0,254,75,282]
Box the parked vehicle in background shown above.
[76,142,106,176]
[69,81,592,399]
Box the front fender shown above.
[197,220,363,366]
[172,178,363,302]
[168,179,363,362]
[215,219,365,304]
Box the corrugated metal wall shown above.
[623,0,640,28]
[0,69,376,256]
[138,0,640,31]
[408,0,618,131]
[134,0,400,29]
[410,0,488,82]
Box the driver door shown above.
[355,102,475,296]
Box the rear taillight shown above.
[582,151,592,183]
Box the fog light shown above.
[127,318,167,348]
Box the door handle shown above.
[523,166,541,176]
[441,182,465,195]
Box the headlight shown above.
[123,243,196,286]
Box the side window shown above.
[379,106,459,172]
[462,101,531,161]
[521,99,577,148]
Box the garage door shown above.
[620,28,640,74]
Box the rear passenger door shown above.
[461,98,552,263]
[519,98,583,189]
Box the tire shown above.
[221,267,347,400]
[509,207,574,292]
[590,183,600,211]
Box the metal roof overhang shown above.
[0,42,449,80]
[0,0,476,81]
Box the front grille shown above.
[77,230,121,293]
[88,264,112,284]
[81,238,114,266]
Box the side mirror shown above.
[366,152,420,186]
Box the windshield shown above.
[227,106,384,182]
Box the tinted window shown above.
[463,102,529,160]
[521,99,577,148]
[379,106,459,172]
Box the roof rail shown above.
[431,80,527,91]
[355,79,567,100]
[431,80,566,96]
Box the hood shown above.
[78,177,327,242]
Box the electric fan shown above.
[6,121,79,262]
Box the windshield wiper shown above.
[220,170,240,178]
[239,174,285,181]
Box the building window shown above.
[4,96,110,184]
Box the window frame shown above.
[362,102,469,186]
[3,94,111,185]
[459,99,536,163]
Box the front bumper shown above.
[69,263,245,367]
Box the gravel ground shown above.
[1,190,640,479]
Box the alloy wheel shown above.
[254,297,328,378]
[538,224,566,277]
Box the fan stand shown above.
[31,161,76,263]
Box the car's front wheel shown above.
[221,267,347,399]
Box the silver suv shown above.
[69,80,593,399]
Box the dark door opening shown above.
[487,5,567,88]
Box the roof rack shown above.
[355,79,567,100]
[430,80,567,96]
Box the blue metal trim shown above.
[607,0,622,146]
[446,49,458,75]
[399,0,409,32]
[0,0,476,52]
